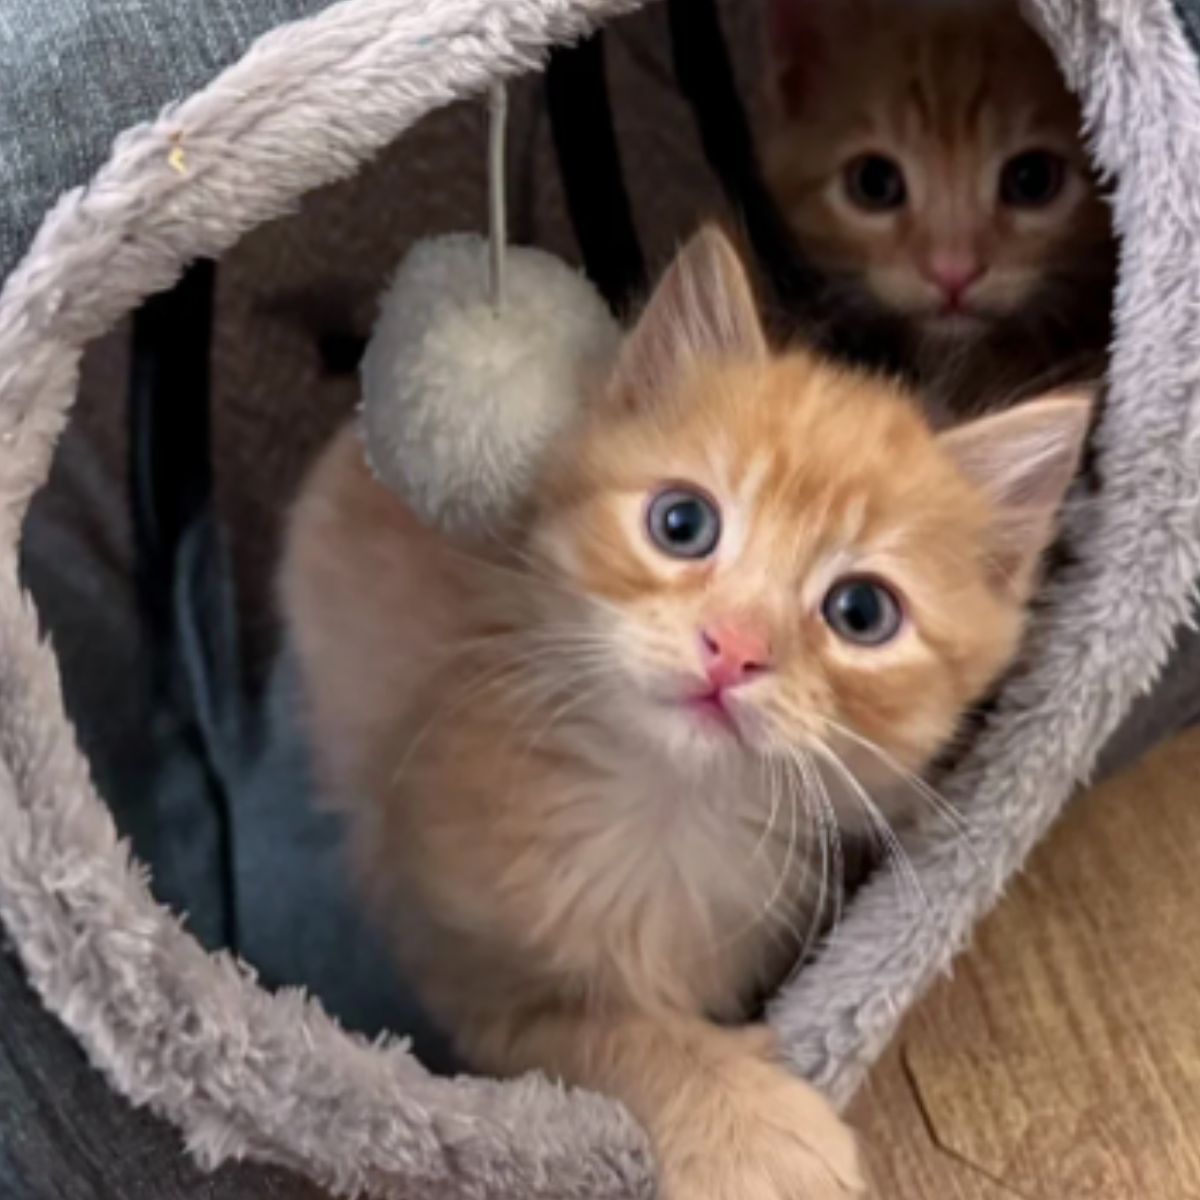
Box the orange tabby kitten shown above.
[761,0,1114,419]
[280,227,1090,1200]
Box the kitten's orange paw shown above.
[658,1062,864,1200]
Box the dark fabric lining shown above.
[1174,0,1200,59]
[545,34,648,316]
[0,946,329,1199]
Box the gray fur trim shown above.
[0,0,1195,1195]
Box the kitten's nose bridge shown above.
[700,619,772,689]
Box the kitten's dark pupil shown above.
[1000,150,1065,208]
[664,500,705,544]
[822,578,902,646]
[846,155,907,211]
[833,582,883,634]
[647,488,720,559]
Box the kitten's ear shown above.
[765,0,869,115]
[938,391,1095,595]
[608,225,767,409]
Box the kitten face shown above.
[762,0,1111,339]
[518,229,1089,786]
[531,359,1008,773]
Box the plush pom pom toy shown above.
[360,84,619,533]
[360,233,618,533]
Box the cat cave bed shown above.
[3,0,1200,1196]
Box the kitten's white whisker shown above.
[389,654,533,789]
[713,756,807,955]
[492,660,616,752]
[741,757,803,957]
[760,765,804,948]
[389,636,614,795]
[821,718,980,859]
[438,540,630,626]
[789,749,842,964]
[422,626,615,674]
[749,754,783,866]
[812,744,931,921]
[507,675,614,775]
[808,751,846,939]
[724,749,817,963]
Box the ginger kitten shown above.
[761,0,1114,419]
[280,227,1091,1200]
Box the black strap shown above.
[671,0,917,370]
[666,0,823,317]
[545,33,647,317]
[129,259,216,647]
[128,260,239,952]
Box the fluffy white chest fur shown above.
[549,750,821,1017]
[393,711,822,1025]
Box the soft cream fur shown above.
[281,228,1090,1200]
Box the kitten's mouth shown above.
[926,305,988,329]
[682,688,742,736]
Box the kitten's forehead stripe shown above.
[906,77,932,129]
[964,79,990,136]
[732,451,771,509]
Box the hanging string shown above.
[487,82,508,311]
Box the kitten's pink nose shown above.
[700,623,771,690]
[921,252,986,307]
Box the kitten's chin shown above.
[621,692,757,769]
[916,310,991,341]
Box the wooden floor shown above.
[852,726,1200,1199]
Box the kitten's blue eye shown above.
[822,577,903,646]
[1000,149,1067,208]
[843,154,907,212]
[646,487,721,560]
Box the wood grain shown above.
[852,726,1200,1199]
